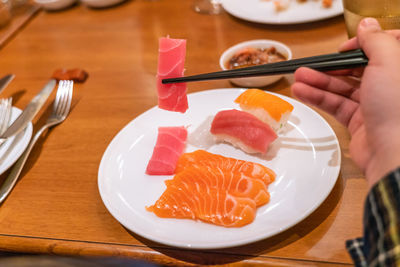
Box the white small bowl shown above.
[80,0,126,8]
[34,0,77,11]
[219,39,292,87]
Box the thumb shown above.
[357,18,400,65]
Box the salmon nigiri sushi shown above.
[235,89,293,132]
[210,109,277,154]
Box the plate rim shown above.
[221,0,343,25]
[0,107,33,175]
[98,88,341,249]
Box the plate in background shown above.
[34,0,77,11]
[80,0,126,8]
[0,107,32,175]
[221,0,343,24]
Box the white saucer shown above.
[34,0,77,11]
[0,107,33,175]
[80,0,126,8]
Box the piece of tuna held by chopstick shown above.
[146,126,188,175]
[156,37,188,113]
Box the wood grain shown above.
[0,0,367,265]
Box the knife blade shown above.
[0,74,15,94]
[0,79,56,145]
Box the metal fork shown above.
[0,80,73,204]
[0,98,12,135]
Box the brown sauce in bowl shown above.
[226,46,287,69]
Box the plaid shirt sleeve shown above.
[346,167,400,267]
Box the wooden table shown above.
[0,0,367,265]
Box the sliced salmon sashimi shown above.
[147,150,275,227]
[176,150,275,185]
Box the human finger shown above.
[291,81,359,127]
[386,29,400,40]
[357,18,400,67]
[339,29,400,52]
[325,67,364,78]
[294,67,360,98]
[338,37,358,51]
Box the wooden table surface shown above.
[0,0,368,265]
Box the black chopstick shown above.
[162,49,368,84]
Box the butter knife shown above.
[0,74,15,94]
[0,79,56,146]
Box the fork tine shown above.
[2,98,12,134]
[56,81,69,116]
[0,99,6,134]
[61,81,71,115]
[53,80,67,116]
[53,80,73,119]
[53,82,63,115]
[63,80,73,116]
[0,99,5,121]
[0,98,12,135]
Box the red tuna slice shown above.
[146,126,188,175]
[156,37,188,113]
[210,109,277,154]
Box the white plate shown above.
[98,89,341,249]
[34,0,77,10]
[0,107,33,175]
[221,0,343,24]
[80,0,126,8]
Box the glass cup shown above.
[193,0,223,15]
[10,0,28,11]
[0,0,11,28]
[342,0,400,38]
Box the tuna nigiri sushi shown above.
[146,126,188,175]
[156,37,188,113]
[210,109,277,154]
[235,89,293,132]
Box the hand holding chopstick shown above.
[162,49,368,84]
